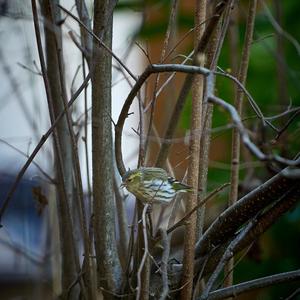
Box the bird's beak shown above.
[120,182,125,188]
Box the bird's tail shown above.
[169,177,193,192]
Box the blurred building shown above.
[0,174,52,298]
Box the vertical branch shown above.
[113,175,129,271]
[92,0,122,295]
[274,0,288,107]
[180,1,206,299]
[228,5,239,77]
[32,0,82,298]
[136,204,150,300]
[75,0,92,67]
[155,0,229,168]
[137,90,145,167]
[139,213,151,300]
[225,0,257,290]
[136,202,150,300]
[46,2,95,298]
[158,229,170,300]
[197,0,235,238]
[143,0,179,264]
[82,55,92,201]
[144,0,179,157]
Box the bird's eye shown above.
[127,178,132,182]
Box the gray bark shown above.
[92,0,122,296]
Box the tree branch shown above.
[195,167,299,258]
[180,1,206,297]
[158,228,170,300]
[207,269,300,300]
[155,0,230,168]
[200,219,256,300]
[92,0,122,295]
[226,0,257,288]
[115,64,210,176]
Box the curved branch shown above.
[207,95,300,166]
[115,65,300,177]
[207,269,300,300]
[115,64,210,176]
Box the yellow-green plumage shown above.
[121,167,192,204]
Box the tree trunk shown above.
[92,0,122,297]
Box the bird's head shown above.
[121,169,143,192]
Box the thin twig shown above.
[136,204,150,300]
[167,183,230,235]
[262,0,300,56]
[275,109,300,140]
[226,0,257,289]
[0,48,39,134]
[208,94,300,166]
[113,175,129,271]
[58,4,136,81]
[284,287,300,300]
[144,0,179,157]
[200,219,257,300]
[0,138,55,184]
[75,0,92,66]
[17,62,42,75]
[0,73,90,223]
[155,0,230,168]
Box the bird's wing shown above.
[142,167,169,181]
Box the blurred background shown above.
[0,0,299,299]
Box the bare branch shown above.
[58,4,136,81]
[200,219,256,300]
[195,167,299,258]
[144,0,179,162]
[136,204,150,300]
[0,138,55,184]
[155,0,231,168]
[226,0,257,288]
[207,269,300,300]
[92,0,122,293]
[0,73,90,224]
[180,1,207,297]
[31,0,84,297]
[75,0,92,66]
[116,61,300,179]
[115,64,210,176]
[158,228,170,300]
[167,183,229,235]
[262,1,300,57]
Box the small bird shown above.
[121,167,192,204]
